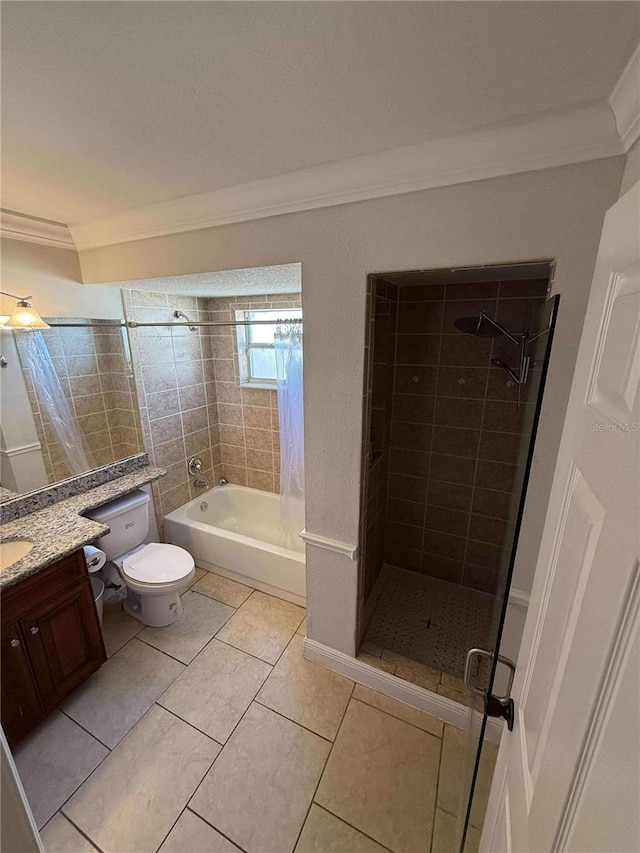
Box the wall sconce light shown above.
[0,291,50,330]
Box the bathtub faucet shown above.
[193,478,209,490]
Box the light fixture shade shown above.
[5,301,50,330]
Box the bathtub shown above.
[164,484,306,606]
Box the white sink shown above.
[0,540,34,572]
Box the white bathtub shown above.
[164,484,306,606]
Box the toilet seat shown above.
[121,542,194,586]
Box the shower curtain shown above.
[19,331,93,475]
[275,322,304,548]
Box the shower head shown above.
[454,313,503,338]
[173,310,197,332]
[491,358,521,385]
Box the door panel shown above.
[1,623,44,744]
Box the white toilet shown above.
[87,489,195,627]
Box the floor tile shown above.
[101,598,143,657]
[193,570,254,607]
[296,616,307,636]
[139,591,235,664]
[437,725,498,829]
[359,640,382,656]
[215,591,305,664]
[357,652,396,673]
[431,808,480,853]
[61,638,184,748]
[190,703,330,853]
[186,567,207,589]
[40,813,98,852]
[158,809,241,852]
[159,639,271,743]
[352,684,443,738]
[13,711,108,830]
[294,805,387,853]
[64,706,219,853]
[315,699,440,853]
[256,634,353,740]
[381,650,441,690]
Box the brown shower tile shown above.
[158,461,188,494]
[179,384,207,412]
[388,474,428,503]
[85,430,111,452]
[244,428,273,451]
[222,464,248,486]
[424,505,469,537]
[395,334,441,366]
[445,281,499,301]
[175,360,205,387]
[429,453,476,485]
[472,488,515,521]
[437,366,488,399]
[386,498,426,527]
[478,431,521,464]
[78,412,109,435]
[219,425,245,447]
[475,459,519,493]
[428,480,472,512]
[215,382,242,404]
[434,397,483,429]
[385,521,423,550]
[147,389,180,420]
[482,400,531,433]
[399,284,445,301]
[392,394,435,424]
[244,406,272,430]
[241,388,273,408]
[65,354,99,378]
[247,469,274,491]
[389,448,429,477]
[432,426,480,458]
[465,540,503,572]
[442,299,497,335]
[69,374,103,397]
[142,363,178,393]
[393,366,438,396]
[213,359,235,382]
[397,301,443,334]
[469,514,514,547]
[161,482,191,514]
[384,544,422,573]
[462,565,499,595]
[210,336,234,360]
[422,530,466,561]
[419,554,463,585]
[217,403,243,426]
[498,279,548,299]
[246,449,274,472]
[73,394,107,417]
[390,421,432,451]
[496,298,545,335]
[486,368,521,403]
[221,444,247,466]
[440,334,492,367]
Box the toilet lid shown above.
[122,543,194,584]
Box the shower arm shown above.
[478,312,523,346]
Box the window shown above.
[236,308,302,388]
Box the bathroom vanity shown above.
[1,549,106,745]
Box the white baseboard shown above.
[303,637,503,743]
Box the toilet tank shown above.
[85,489,151,561]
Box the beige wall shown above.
[77,157,624,654]
[0,237,121,320]
[619,137,640,197]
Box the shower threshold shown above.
[360,565,493,704]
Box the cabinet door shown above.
[1,623,44,744]
[23,580,106,710]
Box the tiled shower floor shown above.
[362,566,495,700]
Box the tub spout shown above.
[193,478,209,490]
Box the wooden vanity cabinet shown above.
[1,549,106,746]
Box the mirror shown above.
[0,317,144,497]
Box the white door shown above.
[481,181,640,852]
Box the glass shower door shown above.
[457,294,561,851]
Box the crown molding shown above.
[70,101,623,252]
[609,42,640,152]
[0,210,75,250]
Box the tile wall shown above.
[203,293,302,493]
[16,321,143,483]
[386,278,549,594]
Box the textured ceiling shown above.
[2,1,639,225]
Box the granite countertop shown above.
[0,466,165,590]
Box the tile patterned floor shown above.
[362,567,494,702]
[14,567,496,853]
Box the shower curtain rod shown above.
[43,319,303,329]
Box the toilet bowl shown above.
[86,490,195,627]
